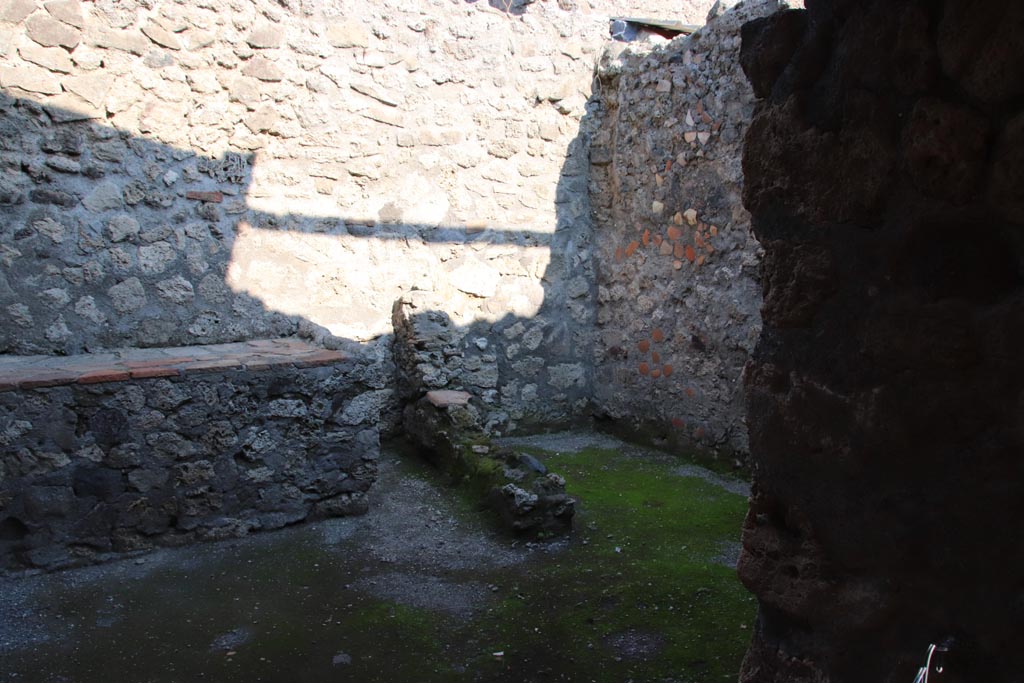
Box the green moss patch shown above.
[458,445,755,682]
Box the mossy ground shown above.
[2,439,754,682]
[465,445,755,683]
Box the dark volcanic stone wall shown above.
[737,1,1024,682]
[0,348,387,572]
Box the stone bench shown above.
[0,338,389,573]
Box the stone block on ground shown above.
[402,394,574,538]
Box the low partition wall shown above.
[0,338,391,572]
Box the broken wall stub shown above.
[393,291,592,434]
[588,0,785,461]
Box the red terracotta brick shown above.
[667,226,683,241]
[637,340,650,353]
[652,351,661,363]
[625,240,639,257]
[181,359,241,374]
[638,362,649,376]
[652,328,665,343]
[186,190,223,203]
[19,370,80,388]
[663,364,674,377]
[650,368,662,378]
[685,245,696,263]
[78,369,132,384]
[671,417,686,429]
[125,358,186,369]
[292,350,346,368]
[130,367,180,379]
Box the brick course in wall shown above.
[588,0,788,460]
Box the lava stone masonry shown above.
[738,1,1024,681]
[588,0,788,460]
[0,338,391,572]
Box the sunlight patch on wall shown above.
[226,223,550,341]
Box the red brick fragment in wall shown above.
[651,369,662,378]
[130,367,180,379]
[652,328,665,343]
[652,351,661,363]
[185,191,223,203]
[614,246,625,262]
[78,369,132,384]
[663,364,673,377]
[642,229,650,246]
[637,340,650,353]
[671,417,686,428]
[674,243,685,259]
[625,240,639,257]
[639,362,649,375]
[685,245,696,262]
[667,225,683,241]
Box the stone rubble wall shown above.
[393,291,591,433]
[0,0,713,432]
[588,0,784,460]
[0,340,391,572]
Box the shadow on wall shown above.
[465,0,534,18]
[0,91,598,432]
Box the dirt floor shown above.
[0,430,753,683]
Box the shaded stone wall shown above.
[0,340,390,572]
[588,0,785,459]
[393,292,591,432]
[0,0,606,351]
[738,1,1024,681]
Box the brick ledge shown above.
[0,338,346,392]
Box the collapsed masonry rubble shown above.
[403,389,575,537]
